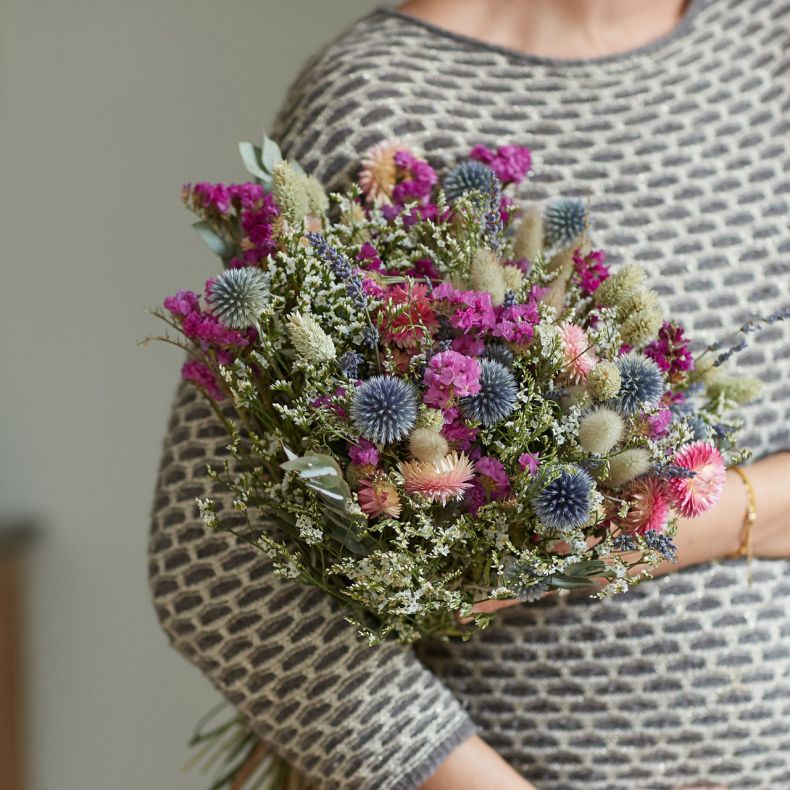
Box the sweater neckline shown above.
[376,1,708,69]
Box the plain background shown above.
[0,1,387,787]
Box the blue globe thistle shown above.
[544,197,587,249]
[482,341,514,368]
[460,359,518,426]
[534,466,593,533]
[503,558,552,603]
[443,161,495,203]
[210,268,269,329]
[350,376,417,445]
[615,353,665,416]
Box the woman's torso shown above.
[151,1,790,787]
[274,2,790,786]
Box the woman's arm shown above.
[420,735,539,790]
[650,450,790,577]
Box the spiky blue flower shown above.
[443,161,495,203]
[615,353,664,416]
[350,376,417,445]
[210,268,269,329]
[483,341,514,368]
[460,359,518,426]
[338,351,364,379]
[544,197,587,248]
[533,466,593,533]
[503,558,552,603]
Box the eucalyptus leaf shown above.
[563,560,607,577]
[549,574,599,591]
[192,221,232,259]
[238,141,267,181]
[261,135,283,172]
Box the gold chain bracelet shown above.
[724,466,757,572]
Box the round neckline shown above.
[376,1,707,68]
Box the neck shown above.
[396,0,693,59]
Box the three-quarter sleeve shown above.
[149,379,476,789]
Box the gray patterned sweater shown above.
[148,2,790,788]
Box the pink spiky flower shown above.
[358,139,409,205]
[560,323,597,384]
[667,441,727,518]
[358,478,402,519]
[618,477,671,534]
[399,451,475,505]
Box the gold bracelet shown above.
[724,465,757,563]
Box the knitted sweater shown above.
[148,2,790,788]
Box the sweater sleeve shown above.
[148,23,478,787]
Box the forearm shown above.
[650,450,790,577]
[419,735,538,790]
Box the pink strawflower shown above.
[560,323,598,384]
[349,438,380,468]
[572,248,610,295]
[181,359,225,401]
[358,139,407,205]
[518,452,541,476]
[667,441,727,518]
[466,456,511,514]
[358,478,402,519]
[399,451,475,505]
[469,144,532,185]
[423,351,481,409]
[618,477,671,535]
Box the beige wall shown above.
[0,1,383,787]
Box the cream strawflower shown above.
[399,452,475,505]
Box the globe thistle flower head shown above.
[503,557,552,603]
[443,160,496,203]
[210,267,269,329]
[578,407,625,456]
[544,197,587,249]
[534,466,594,533]
[587,361,622,401]
[460,359,518,426]
[399,451,475,504]
[351,376,418,445]
[667,441,726,518]
[615,353,665,415]
[483,341,515,368]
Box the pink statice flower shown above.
[618,477,671,534]
[356,242,385,273]
[239,192,280,265]
[181,359,225,401]
[358,478,402,518]
[466,456,511,514]
[349,438,380,468]
[441,407,480,453]
[361,277,386,300]
[667,441,727,518]
[560,323,598,384]
[164,289,200,319]
[451,335,486,356]
[469,144,532,185]
[646,405,673,439]
[402,257,440,281]
[311,388,348,419]
[518,452,541,476]
[399,452,475,505]
[644,321,695,381]
[423,351,481,409]
[572,248,610,295]
[494,300,540,345]
[432,283,497,333]
[191,182,232,213]
[392,149,438,205]
[182,312,251,348]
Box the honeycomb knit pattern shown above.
[149,1,790,788]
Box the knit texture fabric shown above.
[149,1,790,788]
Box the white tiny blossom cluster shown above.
[296,515,323,545]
